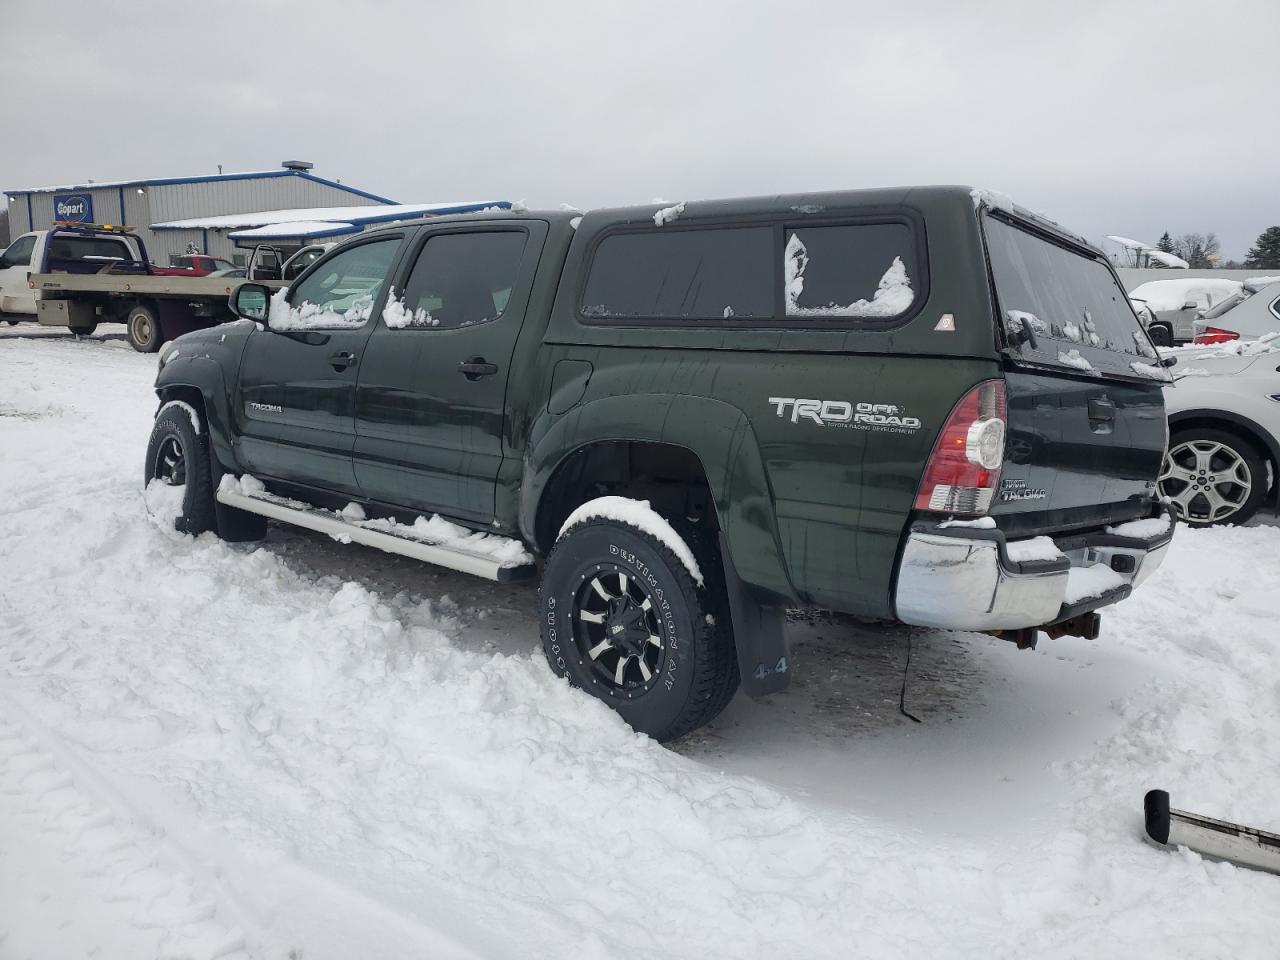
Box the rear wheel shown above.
[4,319,18,326]
[540,506,738,742]
[127,304,162,353]
[69,321,98,336]
[1147,323,1173,348]
[1160,428,1266,526]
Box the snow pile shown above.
[382,287,439,329]
[1129,360,1172,381]
[143,478,185,528]
[1063,563,1126,604]
[269,287,374,330]
[1005,536,1064,563]
[1106,514,1173,538]
[559,496,703,585]
[1056,349,1095,372]
[1006,309,1048,335]
[652,201,686,226]
[1128,278,1242,313]
[969,187,1015,211]
[784,235,913,318]
[937,516,997,529]
[358,512,533,567]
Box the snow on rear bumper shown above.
[893,503,1175,632]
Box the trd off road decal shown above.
[768,397,922,434]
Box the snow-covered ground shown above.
[2,323,1278,959]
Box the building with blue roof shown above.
[3,161,416,265]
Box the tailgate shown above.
[983,213,1168,535]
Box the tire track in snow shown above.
[0,691,254,960]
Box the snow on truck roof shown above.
[153,201,509,235]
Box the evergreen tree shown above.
[1156,231,1175,254]
[1244,226,1280,269]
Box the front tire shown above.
[127,304,162,353]
[1160,428,1267,526]
[540,511,739,742]
[144,406,216,534]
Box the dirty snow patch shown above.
[559,496,703,585]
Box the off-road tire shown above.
[144,406,216,535]
[540,514,739,742]
[127,303,162,353]
[1161,427,1267,527]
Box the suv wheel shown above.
[1147,323,1173,348]
[143,406,216,534]
[127,304,162,353]
[1160,428,1266,526]
[540,509,739,742]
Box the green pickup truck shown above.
[146,186,1176,741]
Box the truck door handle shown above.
[1088,398,1116,421]
[458,358,498,380]
[329,351,357,371]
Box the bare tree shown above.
[1172,233,1221,269]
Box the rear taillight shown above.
[1194,327,1238,345]
[915,380,1007,514]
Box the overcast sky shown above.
[2,0,1277,259]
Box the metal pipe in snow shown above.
[1144,790,1280,876]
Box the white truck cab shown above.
[0,229,142,320]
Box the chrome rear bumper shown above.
[893,503,1175,632]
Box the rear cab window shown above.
[579,218,922,325]
[984,214,1164,380]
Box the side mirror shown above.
[1182,300,1198,311]
[1159,355,1178,368]
[230,282,272,322]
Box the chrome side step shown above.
[216,485,536,583]
[1145,790,1280,876]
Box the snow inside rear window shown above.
[783,224,916,319]
[984,215,1155,377]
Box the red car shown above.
[151,254,237,277]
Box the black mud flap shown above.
[1144,789,1280,876]
[718,532,789,698]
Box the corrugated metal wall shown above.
[4,173,386,265]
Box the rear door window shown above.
[783,223,917,319]
[582,227,773,320]
[985,215,1160,378]
[387,231,527,330]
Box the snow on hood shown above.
[1128,278,1243,313]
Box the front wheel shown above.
[1160,428,1266,526]
[144,405,216,534]
[127,304,162,353]
[540,505,739,742]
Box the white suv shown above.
[1162,340,1280,525]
